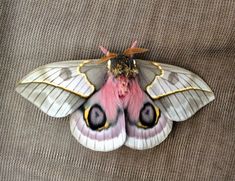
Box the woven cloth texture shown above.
[0,0,234,180]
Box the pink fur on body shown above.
[100,74,144,122]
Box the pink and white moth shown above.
[16,41,215,151]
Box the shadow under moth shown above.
[16,41,215,151]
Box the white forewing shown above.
[140,61,215,121]
[16,60,101,117]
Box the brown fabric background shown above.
[0,0,234,180]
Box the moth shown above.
[16,41,215,151]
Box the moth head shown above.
[99,41,148,77]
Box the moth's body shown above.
[108,54,137,77]
[106,55,148,125]
[108,55,138,103]
[16,42,215,151]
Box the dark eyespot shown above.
[139,103,159,128]
[87,104,106,130]
[168,72,179,85]
[59,68,72,81]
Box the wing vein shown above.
[46,76,80,114]
[160,79,189,119]
[180,73,210,102]
[149,81,171,118]
[178,74,205,105]
[20,68,61,95]
[157,79,181,120]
